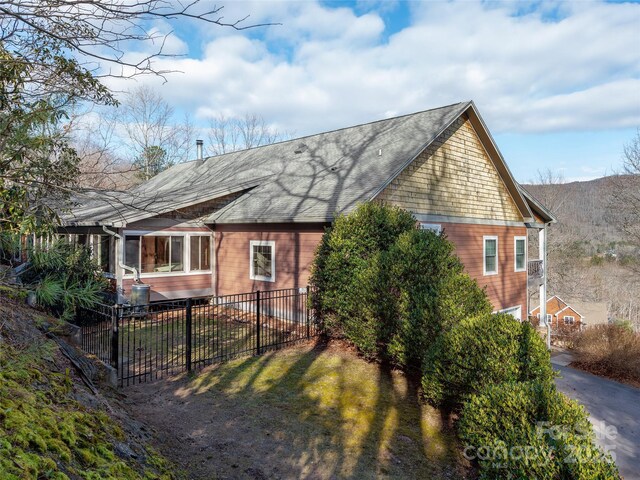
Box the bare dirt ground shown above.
[117,340,472,480]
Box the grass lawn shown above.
[122,340,473,479]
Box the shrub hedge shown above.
[458,380,619,479]
[421,313,554,408]
[385,228,492,368]
[309,202,490,367]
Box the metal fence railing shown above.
[76,287,321,387]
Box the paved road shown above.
[553,359,640,480]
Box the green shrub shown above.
[385,228,491,367]
[310,202,490,366]
[459,381,619,479]
[421,313,554,408]
[20,240,108,321]
[310,202,416,358]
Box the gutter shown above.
[102,225,140,283]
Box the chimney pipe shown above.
[196,139,203,162]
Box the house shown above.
[59,101,555,318]
[530,297,608,330]
[530,296,584,332]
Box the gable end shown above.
[376,114,525,223]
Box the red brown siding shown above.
[123,274,213,301]
[214,223,326,296]
[443,223,528,313]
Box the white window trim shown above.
[514,236,527,272]
[419,223,442,234]
[564,315,575,325]
[122,230,213,278]
[250,240,276,283]
[498,305,522,321]
[483,235,499,276]
[190,234,213,272]
[546,314,552,323]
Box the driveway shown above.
[552,356,640,480]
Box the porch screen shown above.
[125,235,184,273]
[190,236,211,271]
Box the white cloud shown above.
[101,0,640,138]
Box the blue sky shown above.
[104,0,640,183]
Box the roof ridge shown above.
[189,101,470,164]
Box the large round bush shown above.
[458,380,619,479]
[310,202,490,367]
[311,203,491,368]
[421,313,554,408]
[310,202,416,358]
[385,228,492,368]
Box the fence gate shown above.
[77,288,320,386]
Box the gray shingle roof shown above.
[64,101,484,226]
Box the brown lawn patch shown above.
[120,340,473,479]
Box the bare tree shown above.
[0,2,266,95]
[0,1,268,234]
[207,113,290,156]
[609,129,640,252]
[121,85,193,180]
[531,168,567,213]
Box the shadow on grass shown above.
[135,340,471,479]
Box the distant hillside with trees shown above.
[524,174,639,329]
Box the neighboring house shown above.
[59,101,555,317]
[530,296,588,332]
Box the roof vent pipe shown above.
[196,139,203,164]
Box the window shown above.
[483,236,498,275]
[546,314,552,323]
[514,236,526,272]
[250,240,275,282]
[419,223,442,234]
[190,235,211,271]
[564,315,575,325]
[124,235,184,273]
[499,305,522,321]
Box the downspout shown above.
[542,222,550,350]
[102,225,140,283]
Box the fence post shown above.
[110,305,119,371]
[256,290,261,355]
[306,286,310,339]
[186,298,193,372]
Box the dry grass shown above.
[123,340,473,479]
[572,324,640,386]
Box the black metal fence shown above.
[76,287,321,387]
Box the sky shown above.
[103,0,640,183]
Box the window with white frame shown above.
[190,235,211,271]
[483,236,498,275]
[514,236,526,272]
[250,240,275,282]
[546,314,552,323]
[564,315,575,325]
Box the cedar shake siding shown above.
[213,223,325,296]
[378,116,523,223]
[376,114,528,312]
[443,223,528,312]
